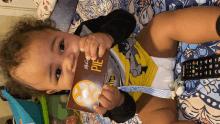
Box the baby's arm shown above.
[137,6,220,57]
[74,10,137,122]
[95,84,136,123]
[74,9,136,47]
[74,9,136,60]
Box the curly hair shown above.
[0,16,58,99]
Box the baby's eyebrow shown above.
[51,36,57,52]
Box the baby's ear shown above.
[46,90,61,94]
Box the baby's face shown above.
[12,29,82,94]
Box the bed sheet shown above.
[171,3,220,124]
[68,0,220,124]
[174,25,220,123]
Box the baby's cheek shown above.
[61,71,74,90]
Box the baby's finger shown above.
[98,94,114,110]
[79,36,88,52]
[100,88,115,101]
[98,43,107,58]
[102,84,116,94]
[90,38,99,60]
[93,104,107,115]
[84,36,93,60]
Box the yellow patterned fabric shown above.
[110,37,158,101]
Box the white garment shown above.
[150,56,176,90]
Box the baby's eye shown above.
[60,41,65,53]
[56,68,62,80]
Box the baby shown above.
[1,6,220,124]
[0,9,138,123]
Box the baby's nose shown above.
[63,54,74,71]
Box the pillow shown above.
[34,0,79,32]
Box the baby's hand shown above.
[93,84,124,115]
[79,33,114,60]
